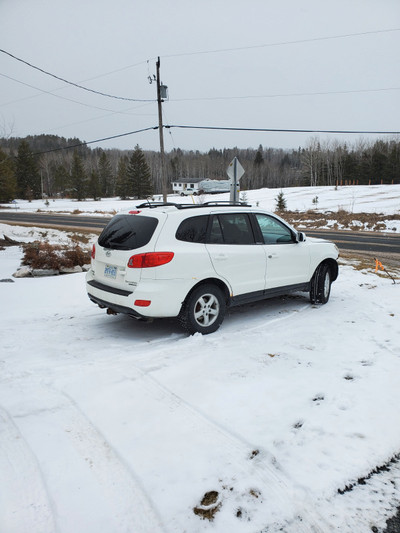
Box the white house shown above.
[171,179,202,195]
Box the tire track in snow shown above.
[1,384,166,533]
[58,392,168,533]
[115,361,326,532]
[62,299,322,530]
[0,406,57,533]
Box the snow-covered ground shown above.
[2,184,399,234]
[1,221,400,532]
[1,183,400,216]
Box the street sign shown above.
[227,157,245,181]
[227,157,245,203]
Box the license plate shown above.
[104,264,117,279]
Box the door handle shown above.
[268,253,278,259]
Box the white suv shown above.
[86,202,339,334]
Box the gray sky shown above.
[1,0,400,153]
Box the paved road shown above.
[0,211,109,231]
[305,229,400,256]
[1,211,400,258]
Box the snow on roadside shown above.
[1,183,400,216]
[1,243,400,532]
[0,222,97,247]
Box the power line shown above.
[41,103,156,136]
[0,72,136,114]
[33,126,159,155]
[165,124,400,135]
[2,123,398,164]
[163,28,400,59]
[0,126,156,166]
[1,127,158,160]
[0,61,151,107]
[171,86,400,103]
[0,48,155,103]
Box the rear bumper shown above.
[88,293,145,319]
[86,271,194,318]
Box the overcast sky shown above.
[1,0,399,153]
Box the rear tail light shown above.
[134,299,151,307]
[127,252,174,268]
[91,244,96,259]
[129,210,142,215]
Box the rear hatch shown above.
[93,213,160,286]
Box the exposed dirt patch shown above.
[193,491,221,521]
[249,449,260,459]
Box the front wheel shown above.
[179,284,226,335]
[310,263,332,304]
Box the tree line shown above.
[0,134,399,203]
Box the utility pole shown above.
[156,57,167,202]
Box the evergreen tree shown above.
[388,141,400,181]
[115,156,130,199]
[0,149,16,202]
[275,190,287,211]
[254,146,264,166]
[371,141,388,182]
[15,140,41,199]
[127,145,153,199]
[70,151,87,200]
[98,150,113,197]
[53,163,69,196]
[88,170,101,200]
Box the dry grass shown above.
[67,231,93,244]
[22,241,91,270]
[280,209,400,232]
[339,252,400,282]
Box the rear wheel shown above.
[179,284,226,335]
[310,263,332,304]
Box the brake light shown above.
[129,210,142,214]
[91,244,96,259]
[127,252,174,268]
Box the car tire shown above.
[310,262,332,305]
[180,192,185,196]
[179,284,226,335]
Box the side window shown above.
[209,213,255,245]
[176,215,208,243]
[208,217,224,244]
[255,214,294,244]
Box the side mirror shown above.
[297,232,306,242]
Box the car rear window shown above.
[98,214,158,250]
[176,215,208,243]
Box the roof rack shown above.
[135,202,180,209]
[202,201,251,207]
[135,201,251,210]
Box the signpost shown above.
[227,157,245,203]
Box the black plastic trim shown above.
[230,282,310,307]
[87,279,133,297]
